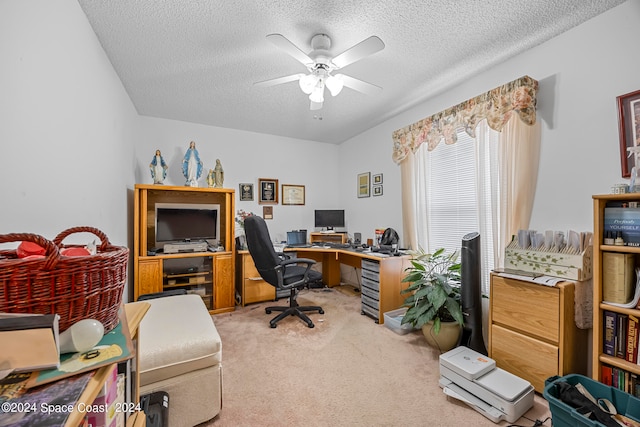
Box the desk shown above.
[65,301,150,427]
[236,248,411,324]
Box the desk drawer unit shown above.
[361,260,381,322]
[236,252,276,306]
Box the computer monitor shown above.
[314,210,345,230]
[286,230,307,245]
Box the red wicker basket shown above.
[0,226,128,333]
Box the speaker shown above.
[354,232,361,245]
[458,231,487,355]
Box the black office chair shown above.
[244,215,324,328]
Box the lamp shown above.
[325,74,344,96]
[309,83,325,104]
[298,74,318,95]
[59,318,104,354]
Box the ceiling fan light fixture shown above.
[299,74,318,94]
[309,85,325,103]
[325,74,344,97]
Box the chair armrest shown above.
[280,257,316,267]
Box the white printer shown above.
[439,346,535,423]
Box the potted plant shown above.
[400,248,464,351]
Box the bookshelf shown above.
[593,194,640,394]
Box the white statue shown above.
[182,141,203,187]
[213,159,224,188]
[149,149,168,184]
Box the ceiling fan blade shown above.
[310,100,323,110]
[338,74,382,96]
[254,73,305,88]
[331,36,385,69]
[266,34,315,67]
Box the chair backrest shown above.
[244,215,282,287]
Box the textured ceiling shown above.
[77,0,625,144]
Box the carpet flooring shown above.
[203,286,552,427]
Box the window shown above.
[414,122,498,294]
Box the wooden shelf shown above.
[592,194,640,383]
[133,185,235,314]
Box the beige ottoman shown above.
[139,294,222,426]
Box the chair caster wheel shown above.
[266,309,272,314]
[270,323,277,328]
[307,323,314,328]
[319,309,324,314]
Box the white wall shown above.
[4,0,640,300]
[1,0,137,293]
[339,0,640,245]
[134,117,341,243]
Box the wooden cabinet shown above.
[235,251,275,306]
[592,194,640,383]
[488,273,587,393]
[133,184,235,314]
[309,232,347,244]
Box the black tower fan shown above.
[458,232,488,355]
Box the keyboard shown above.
[286,243,312,248]
[313,242,352,249]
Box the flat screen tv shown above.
[314,209,345,230]
[155,203,220,247]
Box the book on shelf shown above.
[616,313,628,359]
[604,207,640,247]
[26,309,133,389]
[0,313,60,374]
[602,252,636,304]
[627,314,639,364]
[603,364,638,395]
[603,310,617,356]
[602,310,640,365]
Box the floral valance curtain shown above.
[392,75,538,164]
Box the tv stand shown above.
[133,184,235,314]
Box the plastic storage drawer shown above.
[543,374,640,427]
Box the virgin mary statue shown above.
[182,141,203,186]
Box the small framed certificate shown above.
[281,184,305,206]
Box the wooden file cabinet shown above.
[235,251,275,306]
[488,273,587,393]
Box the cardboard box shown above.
[602,252,636,304]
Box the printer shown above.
[439,346,535,423]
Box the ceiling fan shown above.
[254,33,385,110]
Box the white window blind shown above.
[414,124,497,294]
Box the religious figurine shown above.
[213,159,224,188]
[149,149,168,184]
[182,141,203,187]
[207,169,215,188]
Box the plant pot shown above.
[421,320,461,352]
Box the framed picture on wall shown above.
[258,178,279,204]
[263,206,273,219]
[357,172,370,198]
[373,173,383,185]
[239,183,254,201]
[281,184,305,205]
[617,89,640,178]
[373,185,383,196]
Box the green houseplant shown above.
[400,248,464,342]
